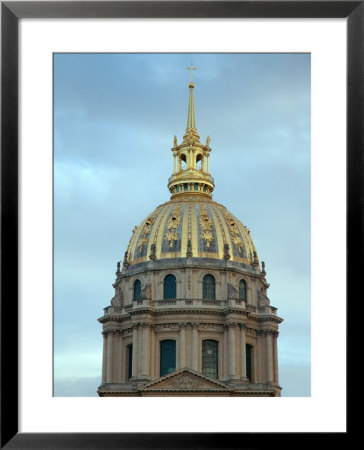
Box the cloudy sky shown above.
[53,53,310,397]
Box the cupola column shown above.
[173,151,177,174]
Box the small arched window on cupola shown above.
[133,279,142,301]
[163,274,176,300]
[239,279,247,301]
[196,153,203,171]
[203,274,215,300]
[180,153,187,171]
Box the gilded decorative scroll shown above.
[164,205,183,248]
[199,205,214,248]
[137,208,161,252]
[222,209,244,253]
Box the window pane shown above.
[160,340,176,376]
[203,274,215,299]
[246,344,252,381]
[202,340,218,378]
[134,280,141,301]
[164,274,176,299]
[239,279,247,301]
[127,344,133,379]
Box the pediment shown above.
[139,368,229,392]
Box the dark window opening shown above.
[246,344,252,381]
[133,279,142,301]
[239,279,247,301]
[202,340,218,379]
[127,344,133,379]
[164,274,176,299]
[203,274,215,300]
[160,340,176,376]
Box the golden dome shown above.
[124,195,258,267]
[123,66,259,270]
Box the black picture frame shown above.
[1,1,357,448]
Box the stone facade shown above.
[98,257,282,397]
[97,69,283,397]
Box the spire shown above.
[167,68,215,199]
[186,64,197,130]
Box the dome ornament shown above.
[261,261,266,275]
[251,251,259,269]
[115,260,121,275]
[167,70,215,199]
[187,62,197,84]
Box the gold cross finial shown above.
[187,63,196,83]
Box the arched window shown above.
[202,340,218,379]
[239,279,247,301]
[126,344,133,379]
[180,154,186,171]
[133,279,141,301]
[196,154,203,171]
[246,344,253,381]
[163,274,176,299]
[160,340,176,376]
[203,274,215,300]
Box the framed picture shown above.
[1,1,357,448]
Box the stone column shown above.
[240,324,247,380]
[141,323,150,378]
[150,325,155,378]
[273,332,279,383]
[106,331,114,383]
[223,325,229,379]
[102,332,107,384]
[132,324,139,378]
[113,331,121,382]
[118,333,124,382]
[179,323,187,369]
[266,330,274,383]
[207,154,210,174]
[191,322,199,371]
[228,323,237,379]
